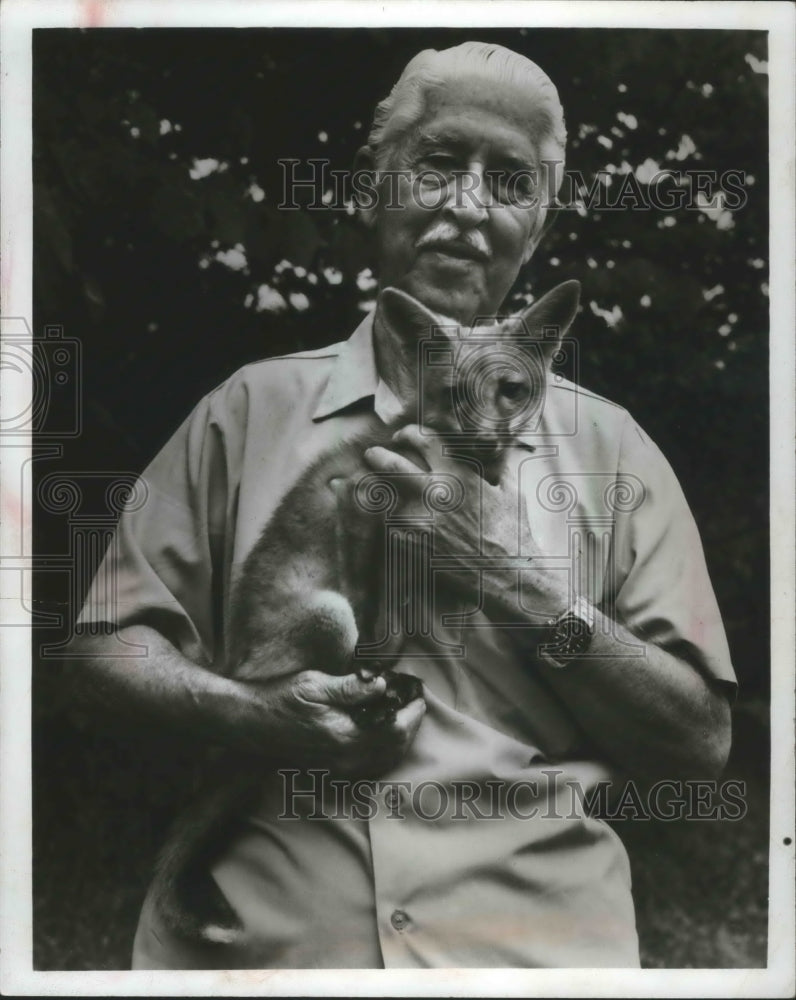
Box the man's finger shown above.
[320,671,387,707]
[392,694,427,733]
[363,444,422,475]
[391,424,448,469]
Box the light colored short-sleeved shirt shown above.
[78,312,735,969]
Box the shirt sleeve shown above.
[609,412,737,694]
[76,387,237,672]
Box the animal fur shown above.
[151,280,582,944]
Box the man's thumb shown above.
[323,671,387,707]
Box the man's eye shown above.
[415,154,457,178]
[424,152,455,167]
[489,170,537,206]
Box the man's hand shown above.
[363,424,569,622]
[238,669,426,777]
[362,426,732,782]
[68,626,425,781]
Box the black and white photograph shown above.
[1,0,794,995]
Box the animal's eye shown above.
[499,379,530,402]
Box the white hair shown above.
[367,41,567,179]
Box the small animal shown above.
[151,279,582,945]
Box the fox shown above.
[150,279,582,945]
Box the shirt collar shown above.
[312,311,379,422]
[312,310,407,424]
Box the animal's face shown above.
[378,281,581,481]
[418,330,547,480]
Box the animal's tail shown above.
[150,773,259,945]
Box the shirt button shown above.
[391,909,410,931]
[386,789,401,810]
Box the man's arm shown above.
[474,575,731,782]
[364,425,732,784]
[66,376,424,779]
[67,624,425,778]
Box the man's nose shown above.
[442,164,489,228]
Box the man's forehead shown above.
[405,74,551,152]
[413,114,540,165]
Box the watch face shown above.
[559,613,592,652]
[542,612,593,666]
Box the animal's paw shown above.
[350,670,423,729]
[354,657,386,682]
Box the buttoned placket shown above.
[367,782,422,966]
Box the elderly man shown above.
[73,42,735,968]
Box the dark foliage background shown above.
[32,28,770,969]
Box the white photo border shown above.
[1,1,793,996]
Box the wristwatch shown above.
[538,596,596,668]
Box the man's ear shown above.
[521,224,543,266]
[378,287,444,344]
[521,204,561,266]
[353,144,378,231]
[512,280,581,363]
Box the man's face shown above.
[367,75,550,324]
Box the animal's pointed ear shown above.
[512,280,581,361]
[378,287,445,343]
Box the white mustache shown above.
[415,223,490,260]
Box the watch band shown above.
[538,596,596,669]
